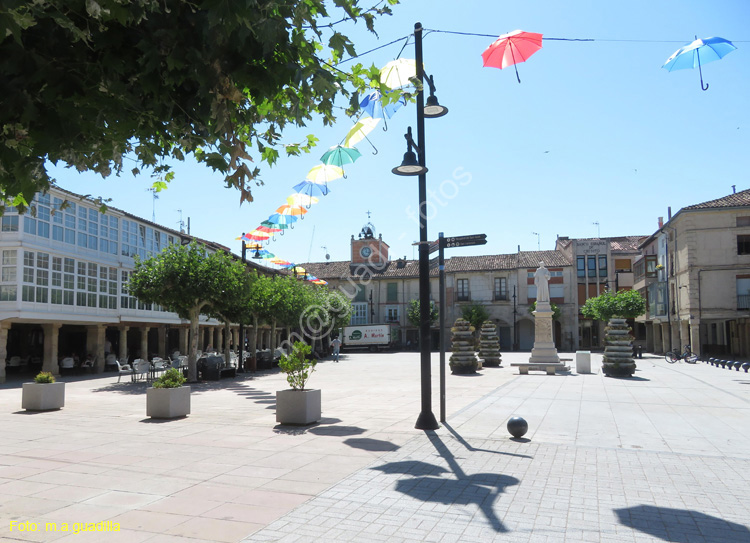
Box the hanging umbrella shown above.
[359,90,406,120]
[256,225,282,233]
[293,180,331,199]
[306,164,344,183]
[267,214,299,230]
[244,231,270,241]
[662,36,736,91]
[343,117,381,152]
[286,193,319,207]
[276,204,308,216]
[320,145,362,167]
[261,219,290,231]
[380,58,417,89]
[270,257,291,266]
[277,262,296,269]
[482,30,543,83]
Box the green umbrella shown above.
[320,145,362,167]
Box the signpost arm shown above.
[438,232,446,423]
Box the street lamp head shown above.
[392,149,427,176]
[424,94,448,118]
[392,127,427,176]
[424,74,448,118]
[252,248,262,259]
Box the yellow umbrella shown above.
[380,58,417,89]
[286,193,319,207]
[343,117,380,148]
[305,164,344,183]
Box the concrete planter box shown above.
[276,389,321,425]
[146,386,191,419]
[22,382,65,411]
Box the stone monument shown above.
[525,262,568,374]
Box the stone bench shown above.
[510,362,568,375]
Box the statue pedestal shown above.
[529,302,561,365]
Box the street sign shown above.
[429,256,439,269]
[428,240,440,254]
[441,234,487,249]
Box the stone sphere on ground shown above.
[507,416,528,438]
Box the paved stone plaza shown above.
[1,352,749,542]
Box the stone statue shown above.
[534,262,550,303]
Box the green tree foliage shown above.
[0,0,400,209]
[528,301,561,320]
[406,298,438,328]
[128,242,248,381]
[461,302,490,332]
[580,289,647,322]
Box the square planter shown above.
[146,386,191,419]
[22,382,65,411]
[276,389,321,425]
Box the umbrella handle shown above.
[697,49,709,91]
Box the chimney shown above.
[658,217,663,228]
[667,207,672,221]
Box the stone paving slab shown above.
[244,354,750,542]
[2,352,750,542]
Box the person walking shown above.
[331,337,342,362]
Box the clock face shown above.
[360,246,372,258]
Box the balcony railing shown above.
[493,293,508,301]
[455,292,471,302]
[739,294,750,310]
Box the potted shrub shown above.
[276,341,320,425]
[146,368,190,419]
[22,371,65,411]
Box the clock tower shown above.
[351,221,389,267]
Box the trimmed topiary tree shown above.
[449,318,478,374]
[478,321,502,367]
[581,290,646,377]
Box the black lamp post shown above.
[392,22,448,431]
[239,236,246,372]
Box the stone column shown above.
[231,328,237,350]
[86,324,106,373]
[660,323,670,353]
[0,322,11,383]
[119,326,129,362]
[140,326,150,361]
[218,327,225,352]
[42,323,62,376]
[690,320,701,357]
[528,302,560,364]
[157,326,167,358]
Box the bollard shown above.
[507,416,528,439]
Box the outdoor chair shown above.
[132,359,150,382]
[115,360,133,383]
[59,357,76,375]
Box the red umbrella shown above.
[482,30,543,83]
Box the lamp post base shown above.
[415,410,439,430]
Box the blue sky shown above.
[48,0,750,267]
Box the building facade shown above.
[302,223,578,352]
[0,187,272,382]
[635,189,750,357]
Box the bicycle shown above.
[665,345,698,364]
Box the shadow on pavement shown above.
[343,437,400,452]
[371,434,522,532]
[614,505,750,543]
[443,423,533,458]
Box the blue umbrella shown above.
[359,90,406,130]
[293,180,330,198]
[662,36,737,91]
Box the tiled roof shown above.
[300,250,572,280]
[682,188,750,210]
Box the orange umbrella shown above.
[276,204,308,216]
